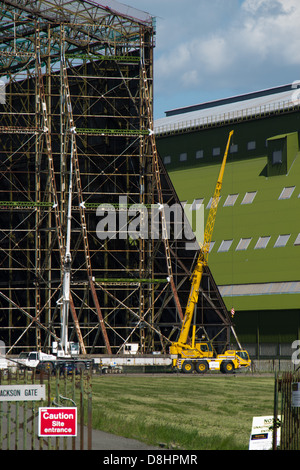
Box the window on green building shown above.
[241,191,257,204]
[206,196,221,209]
[274,234,290,247]
[209,241,215,252]
[236,238,252,251]
[224,194,238,207]
[247,141,256,150]
[272,150,282,165]
[294,234,300,245]
[196,150,203,159]
[254,236,271,249]
[218,239,233,252]
[191,198,204,210]
[279,186,295,199]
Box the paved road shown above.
[3,424,159,450]
[81,427,159,450]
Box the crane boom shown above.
[173,130,234,348]
[201,129,234,262]
[57,131,75,356]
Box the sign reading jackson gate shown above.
[0,384,45,401]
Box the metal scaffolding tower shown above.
[0,0,234,356]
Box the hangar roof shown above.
[154,82,300,135]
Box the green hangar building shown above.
[154,83,300,364]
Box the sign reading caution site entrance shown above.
[38,407,77,437]
[0,384,45,401]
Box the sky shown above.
[123,0,300,119]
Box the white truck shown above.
[17,343,94,374]
[18,351,57,370]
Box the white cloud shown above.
[193,36,231,75]
[123,0,300,117]
[242,0,285,15]
[238,0,300,67]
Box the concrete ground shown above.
[80,427,159,450]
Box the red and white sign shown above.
[38,407,77,437]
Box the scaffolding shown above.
[0,0,234,356]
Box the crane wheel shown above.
[182,361,194,373]
[221,361,235,374]
[195,360,208,374]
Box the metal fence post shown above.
[80,370,84,450]
[87,371,92,450]
[273,372,278,450]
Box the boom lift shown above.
[18,131,93,374]
[56,131,75,357]
[170,130,251,374]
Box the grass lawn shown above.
[91,373,275,450]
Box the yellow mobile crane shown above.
[170,130,251,374]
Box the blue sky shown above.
[124,0,300,119]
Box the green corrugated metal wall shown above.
[156,110,300,357]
